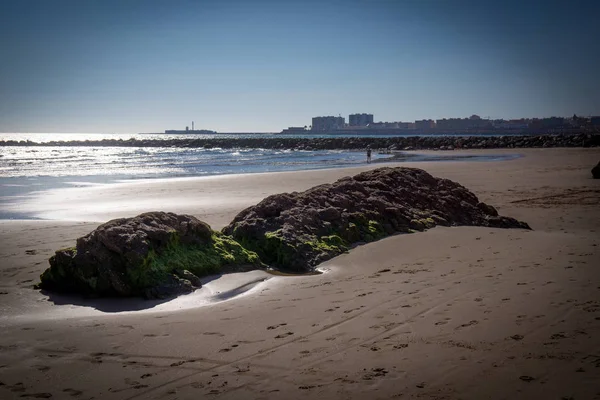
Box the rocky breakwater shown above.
[38,212,261,299]
[223,167,530,273]
[2,133,598,150]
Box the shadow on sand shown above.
[40,289,175,313]
[38,271,272,313]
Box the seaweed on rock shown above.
[222,167,530,272]
[38,212,261,299]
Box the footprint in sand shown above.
[267,323,287,330]
[363,368,388,380]
[62,388,83,397]
[6,382,26,393]
[456,320,479,329]
[519,375,535,382]
[274,332,294,339]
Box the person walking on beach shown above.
[366,147,372,164]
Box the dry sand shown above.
[0,148,599,399]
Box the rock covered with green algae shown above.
[39,212,261,299]
[222,167,531,272]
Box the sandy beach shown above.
[1,147,599,399]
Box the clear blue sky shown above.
[1,0,599,133]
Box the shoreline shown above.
[0,147,598,399]
[0,149,523,221]
[0,147,593,224]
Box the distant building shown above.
[415,119,436,130]
[436,118,470,130]
[436,117,491,130]
[368,122,396,129]
[366,121,413,129]
[280,127,308,134]
[494,119,528,130]
[311,116,345,131]
[165,121,216,134]
[349,113,374,127]
[165,128,216,134]
[528,117,566,130]
[591,116,600,126]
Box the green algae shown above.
[236,230,349,272]
[305,234,348,253]
[420,217,436,229]
[39,226,264,296]
[127,231,261,289]
[367,220,385,238]
[238,229,297,269]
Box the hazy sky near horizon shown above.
[1,0,599,133]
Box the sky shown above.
[0,0,599,133]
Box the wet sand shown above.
[0,148,599,399]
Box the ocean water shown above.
[0,132,522,178]
[0,133,520,219]
[0,146,383,179]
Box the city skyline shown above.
[1,0,599,134]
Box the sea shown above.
[0,132,520,219]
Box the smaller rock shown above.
[144,274,196,299]
[409,219,425,231]
[318,207,341,222]
[477,202,499,216]
[174,269,202,288]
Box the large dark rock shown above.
[223,167,530,272]
[39,212,261,298]
[592,161,600,179]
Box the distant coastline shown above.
[163,129,217,135]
